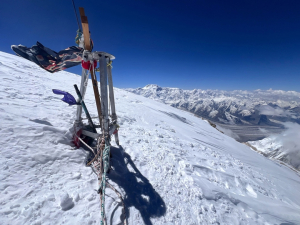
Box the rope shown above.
[71,0,81,31]
[100,139,110,225]
[75,29,83,46]
[87,139,104,166]
[97,138,106,225]
[107,60,113,68]
[106,182,127,225]
[74,127,127,224]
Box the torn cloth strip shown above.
[11,42,83,73]
[81,60,97,71]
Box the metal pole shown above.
[74,84,97,133]
[99,55,109,136]
[75,68,89,124]
[107,61,119,145]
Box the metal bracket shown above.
[82,50,115,62]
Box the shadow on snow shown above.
[108,146,166,225]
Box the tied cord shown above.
[100,139,111,225]
[107,60,113,68]
[71,0,81,30]
[75,29,83,46]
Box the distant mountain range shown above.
[127,85,300,143]
[127,84,300,127]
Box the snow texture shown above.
[1,51,300,225]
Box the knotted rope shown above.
[99,139,110,225]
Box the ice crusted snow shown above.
[1,51,300,224]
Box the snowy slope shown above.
[1,51,300,225]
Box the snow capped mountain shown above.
[127,85,300,141]
[1,51,300,225]
[249,122,300,171]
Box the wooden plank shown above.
[79,7,102,128]
[79,7,85,16]
[79,7,91,51]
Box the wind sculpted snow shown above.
[1,51,300,224]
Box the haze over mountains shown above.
[127,84,300,142]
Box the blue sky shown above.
[1,0,300,91]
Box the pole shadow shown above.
[108,145,166,225]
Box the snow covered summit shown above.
[1,51,300,224]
